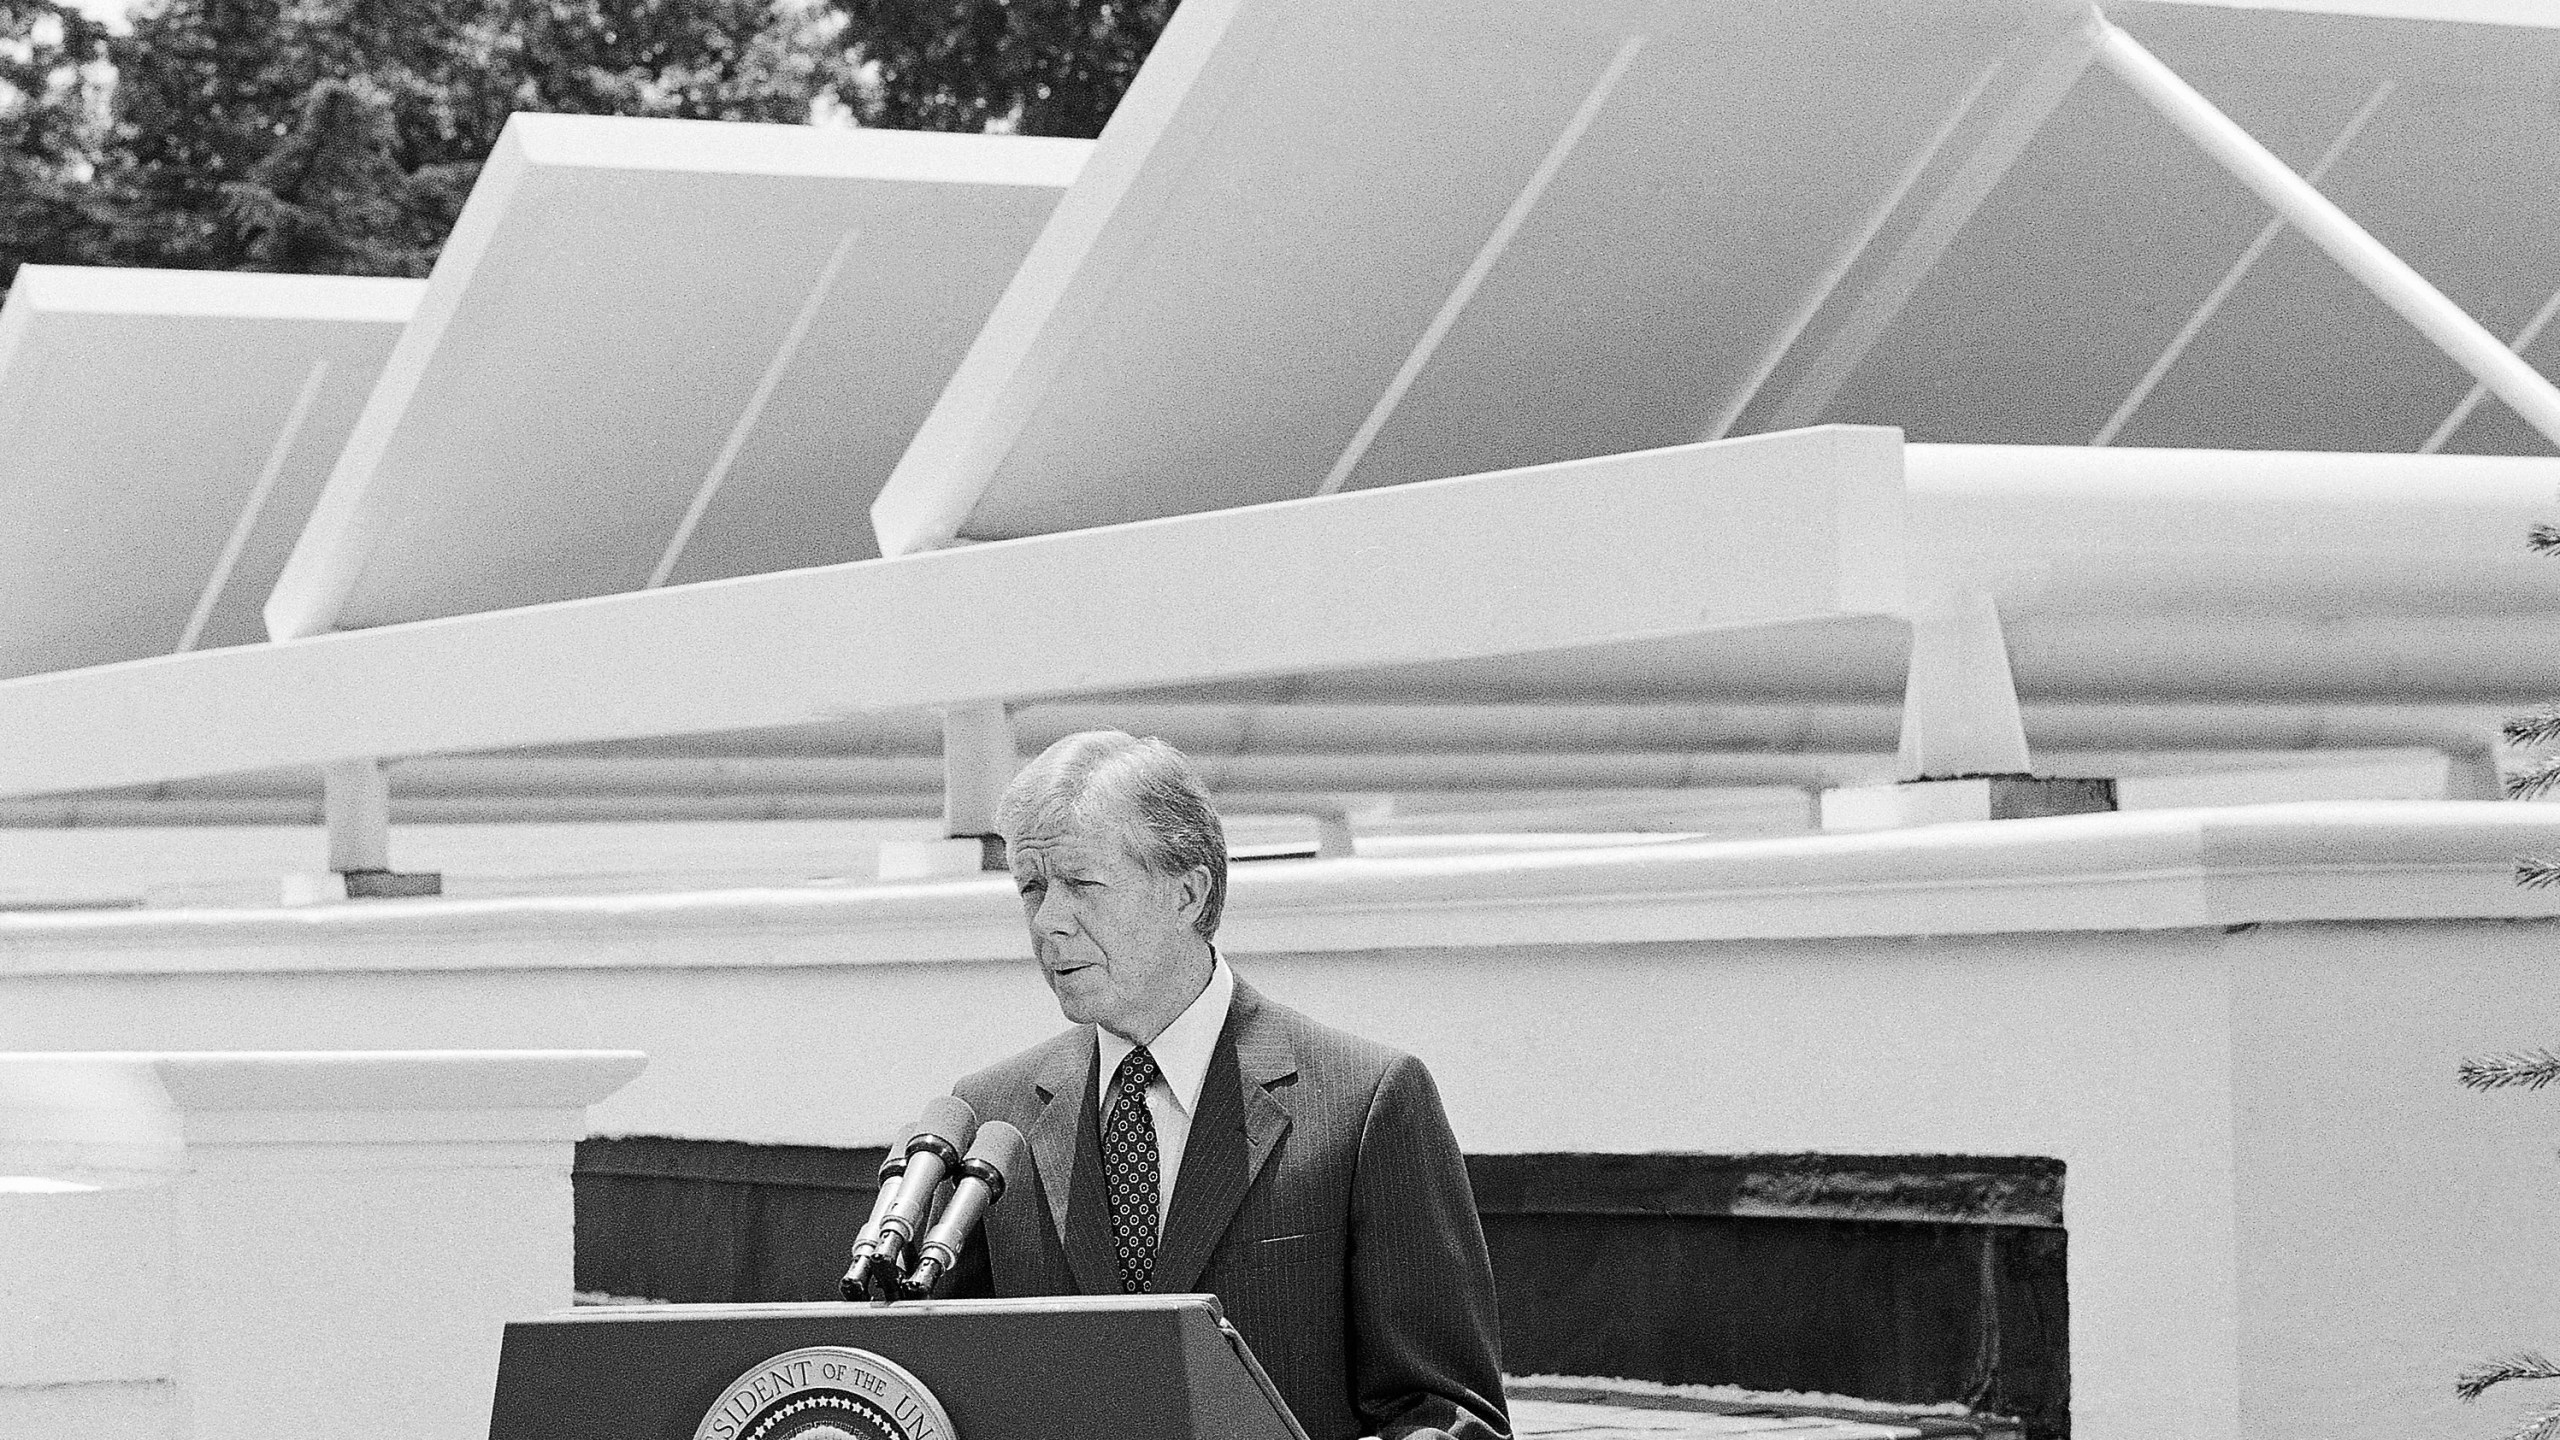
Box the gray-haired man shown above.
[946,730,1509,1440]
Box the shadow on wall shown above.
[571,1141,2067,1439]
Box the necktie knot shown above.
[1115,1045,1160,1095]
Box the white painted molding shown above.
[0,804,2552,979]
[0,1049,647,1172]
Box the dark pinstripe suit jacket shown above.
[948,977,1509,1440]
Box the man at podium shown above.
[946,730,1509,1440]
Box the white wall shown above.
[2226,921,2560,1440]
[0,1051,644,1440]
[3,803,2557,1439]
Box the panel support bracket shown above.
[290,757,440,902]
[1897,590,2032,781]
[941,702,1018,849]
[1822,590,2115,830]
[882,703,1018,880]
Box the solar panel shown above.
[869,0,2096,553]
[871,0,2560,559]
[1789,1,2560,455]
[0,266,418,679]
[264,114,1087,639]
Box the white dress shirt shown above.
[1095,951,1235,1238]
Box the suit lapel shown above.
[1025,1031,1094,1259]
[1062,1069,1121,1294]
[1151,980,1297,1294]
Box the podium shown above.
[488,1294,1310,1440]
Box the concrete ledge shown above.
[0,803,2553,977]
[0,1049,645,1440]
[0,1050,647,1173]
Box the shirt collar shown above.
[1097,950,1234,1118]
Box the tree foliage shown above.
[0,0,1181,297]
[2460,1353,2560,1440]
[2459,1049,2560,1093]
[1,0,1179,295]
[0,0,107,165]
[74,0,872,278]
[828,0,1175,137]
[2514,524,2560,884]
[220,77,450,274]
[2468,523,2560,1438]
[488,0,856,129]
[0,0,115,288]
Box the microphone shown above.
[838,1122,921,1301]
[901,1120,1026,1296]
[863,1095,976,1298]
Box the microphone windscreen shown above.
[879,1122,922,1177]
[913,1094,978,1153]
[967,1119,1027,1183]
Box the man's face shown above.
[1010,809,1210,1042]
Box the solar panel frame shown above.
[0,266,420,680]
[263,114,1089,640]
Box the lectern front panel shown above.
[488,1295,1304,1440]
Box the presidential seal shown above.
[693,1346,955,1440]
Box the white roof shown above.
[263,114,1087,639]
[0,267,419,679]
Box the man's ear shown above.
[1175,865,1212,926]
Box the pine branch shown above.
[2522,857,2560,891]
[2460,1052,2560,1092]
[2462,1353,2560,1402]
[2510,709,2560,748]
[2510,1407,2560,1440]
[2534,523,2560,557]
[2508,753,2560,801]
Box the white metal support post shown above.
[322,757,392,872]
[2092,17,2560,452]
[1897,590,2032,781]
[941,702,1017,867]
[1823,590,2116,831]
[880,704,1017,880]
[308,757,440,900]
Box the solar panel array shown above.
[1,0,2557,797]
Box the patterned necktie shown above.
[1103,1045,1162,1294]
